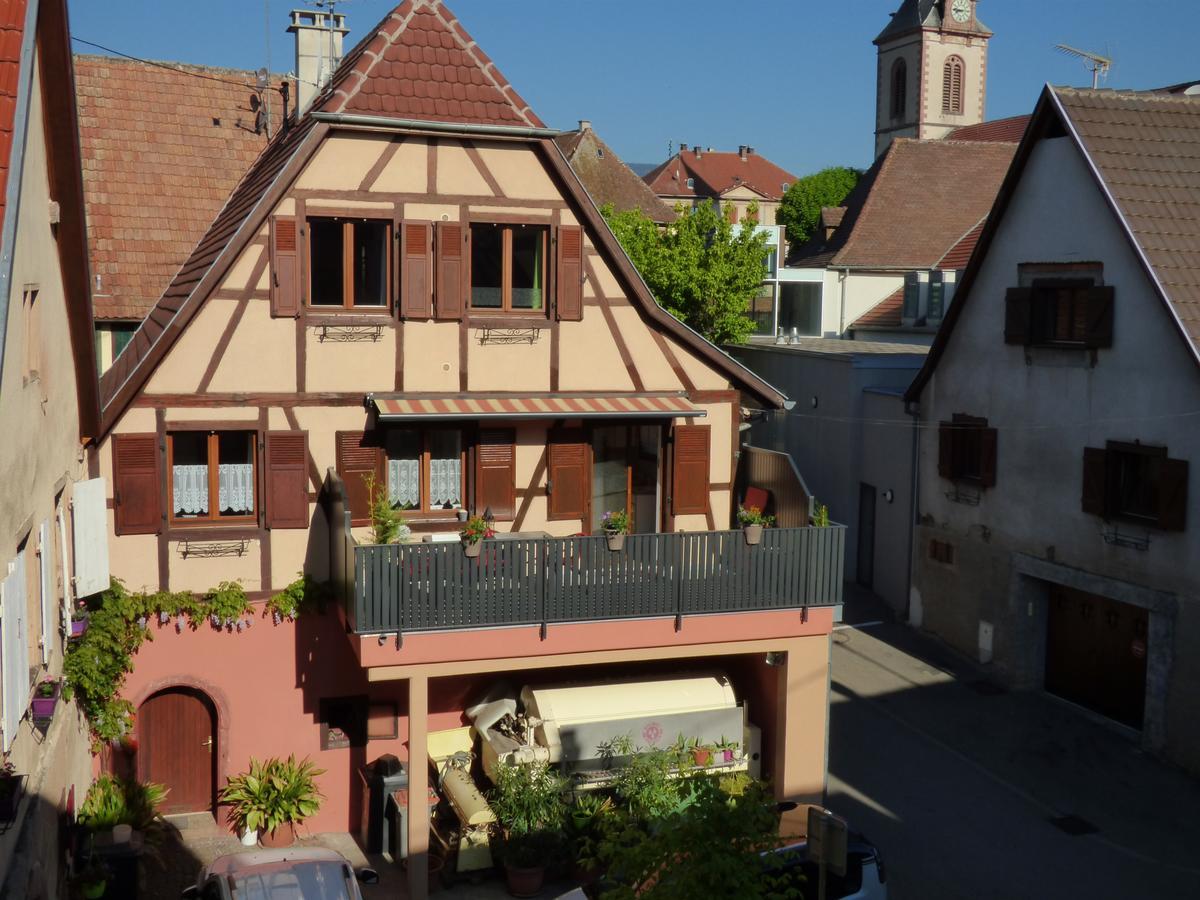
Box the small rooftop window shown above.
[596,147,604,159]
[782,182,790,192]
[686,177,695,189]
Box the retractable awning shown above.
[368,393,706,421]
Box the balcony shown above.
[334,523,844,637]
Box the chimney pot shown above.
[738,145,747,160]
[579,119,592,132]
[693,145,702,158]
[288,7,351,117]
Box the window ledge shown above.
[466,315,551,329]
[168,526,261,541]
[306,313,394,326]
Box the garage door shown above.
[1045,585,1148,729]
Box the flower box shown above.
[70,618,88,638]
[31,680,62,722]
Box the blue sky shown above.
[67,1,1199,175]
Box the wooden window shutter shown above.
[1157,457,1188,531]
[547,429,587,521]
[1004,288,1032,345]
[113,434,161,535]
[979,427,998,488]
[265,432,310,529]
[401,222,433,319]
[336,431,382,527]
[434,221,467,320]
[1083,285,1115,348]
[269,216,300,318]
[475,429,516,520]
[937,423,955,479]
[556,225,583,322]
[1081,446,1108,517]
[671,425,710,517]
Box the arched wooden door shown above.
[138,688,217,815]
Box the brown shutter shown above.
[1081,446,1108,517]
[671,425,710,516]
[113,434,161,535]
[979,427,998,488]
[265,432,310,529]
[435,221,467,320]
[556,225,583,322]
[1004,287,1032,344]
[269,216,300,318]
[937,423,955,479]
[547,429,587,521]
[1082,285,1115,348]
[336,431,382,527]
[1157,457,1188,531]
[475,429,516,520]
[401,221,433,319]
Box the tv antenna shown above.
[1054,44,1112,89]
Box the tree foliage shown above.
[603,201,771,345]
[776,166,861,246]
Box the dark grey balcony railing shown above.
[345,527,844,636]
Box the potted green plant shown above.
[220,755,325,848]
[713,736,740,764]
[70,600,90,638]
[487,760,567,897]
[0,762,25,823]
[460,515,494,559]
[601,509,631,551]
[737,505,774,545]
[567,793,613,884]
[686,737,713,768]
[811,500,830,528]
[31,679,62,721]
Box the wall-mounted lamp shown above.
[882,489,894,504]
[764,651,787,668]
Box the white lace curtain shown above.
[173,464,254,515]
[430,457,461,508]
[388,458,420,509]
[173,465,208,515]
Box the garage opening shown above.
[1044,584,1148,729]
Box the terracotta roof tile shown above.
[1054,86,1200,346]
[644,148,798,202]
[554,127,675,224]
[74,54,282,321]
[948,115,1031,143]
[936,217,987,270]
[851,287,903,329]
[0,0,26,244]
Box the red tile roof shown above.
[790,138,1017,270]
[851,287,903,329]
[948,115,1031,144]
[0,0,28,244]
[319,0,543,128]
[75,55,283,321]
[936,217,987,270]
[643,148,798,202]
[554,127,675,223]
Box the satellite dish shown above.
[1054,44,1113,89]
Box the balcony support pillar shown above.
[407,673,430,900]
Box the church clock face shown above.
[950,0,971,23]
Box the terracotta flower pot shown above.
[691,748,712,767]
[259,822,296,848]
[605,530,626,551]
[463,539,482,558]
[505,863,545,898]
[743,524,763,546]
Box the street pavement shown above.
[828,590,1200,900]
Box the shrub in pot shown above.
[737,505,774,546]
[30,679,61,721]
[601,509,631,551]
[221,755,325,848]
[78,775,168,839]
[460,515,494,558]
[487,760,568,897]
[567,793,613,883]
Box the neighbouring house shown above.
[730,339,927,615]
[554,120,675,223]
[74,55,283,372]
[92,4,844,897]
[0,0,109,896]
[643,143,798,226]
[905,84,1200,775]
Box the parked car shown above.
[768,832,887,900]
[181,847,379,900]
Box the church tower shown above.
[874,0,993,157]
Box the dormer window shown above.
[686,178,695,189]
[782,183,789,193]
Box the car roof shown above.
[206,847,351,877]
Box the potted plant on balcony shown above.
[737,505,774,546]
[713,736,740,764]
[31,678,62,723]
[221,755,324,848]
[601,509,631,551]
[70,600,90,639]
[488,760,567,897]
[460,515,494,559]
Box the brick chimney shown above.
[693,145,703,159]
[738,145,748,160]
[578,119,592,132]
[289,9,349,116]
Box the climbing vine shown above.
[64,575,328,748]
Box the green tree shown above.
[776,166,861,246]
[603,201,771,345]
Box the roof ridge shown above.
[73,53,285,80]
[1053,84,1200,105]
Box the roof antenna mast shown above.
[1054,44,1113,89]
[306,0,351,91]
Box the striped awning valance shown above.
[369,393,705,421]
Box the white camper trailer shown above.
[469,675,761,786]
